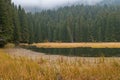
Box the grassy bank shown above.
[20,42,120,48]
[0,49,120,80]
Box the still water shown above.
[23,46,120,57]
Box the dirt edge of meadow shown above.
[4,47,120,63]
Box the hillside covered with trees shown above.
[0,0,120,44]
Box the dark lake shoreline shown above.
[21,46,120,57]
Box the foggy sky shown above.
[12,0,103,9]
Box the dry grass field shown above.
[21,42,120,48]
[1,48,120,80]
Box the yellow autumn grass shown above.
[20,42,120,48]
[4,43,15,48]
[1,49,120,80]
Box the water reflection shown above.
[23,46,120,57]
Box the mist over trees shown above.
[0,0,120,44]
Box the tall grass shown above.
[4,43,15,48]
[0,49,120,80]
[30,43,120,48]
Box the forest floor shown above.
[20,42,120,48]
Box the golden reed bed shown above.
[1,48,120,80]
[21,42,120,48]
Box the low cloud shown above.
[12,0,103,9]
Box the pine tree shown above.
[18,6,29,43]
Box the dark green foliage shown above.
[0,0,120,44]
[0,0,13,41]
[0,1,30,44]
[27,13,34,44]
[12,4,21,44]
[29,5,120,42]
[18,6,29,43]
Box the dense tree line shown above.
[0,0,120,44]
[28,5,120,42]
[0,0,29,44]
[0,0,13,41]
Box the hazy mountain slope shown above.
[23,0,120,12]
[100,0,120,5]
